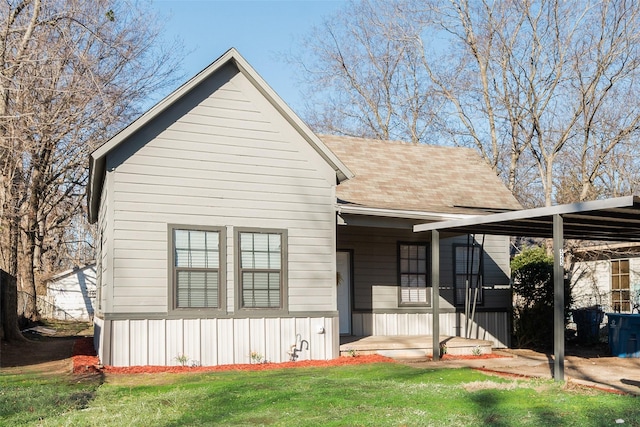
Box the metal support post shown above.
[431,230,440,361]
[553,214,565,381]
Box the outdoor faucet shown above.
[288,334,309,361]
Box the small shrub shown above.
[250,351,265,364]
[175,353,189,367]
[511,246,572,350]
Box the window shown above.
[611,259,630,312]
[455,245,483,305]
[398,243,429,305]
[238,230,286,309]
[171,227,223,309]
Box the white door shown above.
[336,251,352,335]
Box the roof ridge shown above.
[318,134,477,152]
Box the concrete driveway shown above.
[403,349,640,395]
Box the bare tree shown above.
[0,0,182,325]
[296,0,640,207]
[295,1,438,142]
[518,0,640,205]
[412,0,539,197]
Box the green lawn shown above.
[1,363,638,426]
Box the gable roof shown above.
[321,135,522,216]
[88,48,353,223]
[47,263,96,283]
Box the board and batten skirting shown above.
[351,311,510,348]
[93,315,339,367]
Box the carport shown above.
[414,195,640,381]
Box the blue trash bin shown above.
[607,313,640,358]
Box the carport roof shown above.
[414,195,640,241]
[417,195,640,381]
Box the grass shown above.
[0,371,100,426]
[1,363,639,426]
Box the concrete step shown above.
[339,335,494,359]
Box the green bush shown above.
[511,246,572,349]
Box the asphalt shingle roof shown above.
[320,135,522,215]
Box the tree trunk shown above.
[0,269,25,342]
[19,233,39,322]
[18,159,45,322]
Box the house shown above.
[324,136,521,345]
[87,48,522,367]
[570,243,640,313]
[40,264,97,322]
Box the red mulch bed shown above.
[71,337,507,375]
[72,337,395,374]
[72,337,101,374]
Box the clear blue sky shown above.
[151,0,346,111]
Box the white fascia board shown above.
[337,204,474,222]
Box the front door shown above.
[336,250,352,335]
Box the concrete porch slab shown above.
[340,335,493,359]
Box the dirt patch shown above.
[0,321,92,374]
[462,380,525,392]
[1,336,75,374]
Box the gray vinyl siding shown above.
[102,63,337,315]
[96,175,111,315]
[337,226,511,311]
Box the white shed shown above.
[44,264,97,322]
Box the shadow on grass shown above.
[0,334,76,367]
[469,389,568,426]
[0,369,103,424]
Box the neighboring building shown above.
[570,243,640,313]
[41,264,97,322]
[87,48,522,367]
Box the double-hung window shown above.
[611,259,630,312]
[455,245,483,306]
[238,230,286,309]
[172,227,223,309]
[398,243,429,305]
